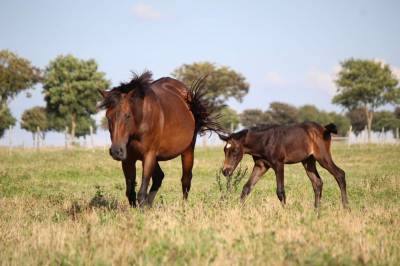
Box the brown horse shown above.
[218,122,349,208]
[99,71,220,207]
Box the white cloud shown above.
[306,66,340,96]
[265,71,286,86]
[132,3,161,21]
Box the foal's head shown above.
[218,130,248,176]
[99,71,152,161]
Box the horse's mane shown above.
[249,124,279,132]
[98,71,153,109]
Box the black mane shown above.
[249,124,279,132]
[98,71,153,109]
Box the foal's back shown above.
[250,122,331,164]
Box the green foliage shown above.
[268,102,299,124]
[215,166,247,200]
[372,111,400,132]
[20,106,48,133]
[42,55,110,138]
[240,108,271,127]
[333,59,400,136]
[172,62,249,107]
[298,105,330,124]
[346,108,366,133]
[218,106,240,131]
[0,105,16,138]
[333,59,399,109]
[0,50,41,106]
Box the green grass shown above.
[0,143,399,265]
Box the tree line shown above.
[1,49,399,144]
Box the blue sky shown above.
[1,0,399,146]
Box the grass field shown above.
[0,143,399,265]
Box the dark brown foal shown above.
[218,122,349,208]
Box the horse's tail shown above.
[188,76,224,135]
[323,123,338,140]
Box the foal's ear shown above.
[218,133,230,142]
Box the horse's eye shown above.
[124,113,131,120]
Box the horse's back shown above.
[150,77,196,159]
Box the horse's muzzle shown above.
[109,145,127,161]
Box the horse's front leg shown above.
[122,159,137,207]
[241,158,268,202]
[138,152,156,207]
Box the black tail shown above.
[188,76,224,135]
[323,123,338,140]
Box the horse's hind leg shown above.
[316,152,349,208]
[302,157,323,208]
[181,146,194,200]
[147,162,165,206]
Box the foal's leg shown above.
[241,157,268,202]
[137,153,157,207]
[122,159,137,207]
[273,163,286,205]
[302,157,323,208]
[181,147,195,200]
[147,162,165,206]
[316,154,349,208]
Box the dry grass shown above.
[0,144,399,265]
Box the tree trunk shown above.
[71,113,76,144]
[364,106,373,142]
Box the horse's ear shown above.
[98,89,109,98]
[218,133,230,142]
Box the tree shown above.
[218,106,240,132]
[346,108,367,133]
[0,106,16,138]
[372,111,400,132]
[172,62,249,107]
[268,102,299,124]
[20,106,48,142]
[298,105,329,124]
[0,50,41,107]
[0,50,40,137]
[333,59,399,140]
[240,109,271,128]
[394,106,400,119]
[298,104,350,136]
[42,55,110,139]
[327,112,351,136]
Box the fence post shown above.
[36,126,40,151]
[8,125,12,155]
[347,126,352,146]
[90,125,94,152]
[65,126,69,150]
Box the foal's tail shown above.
[188,76,224,135]
[323,123,338,140]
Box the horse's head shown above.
[99,90,138,161]
[99,71,153,161]
[218,130,248,177]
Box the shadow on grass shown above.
[66,186,122,220]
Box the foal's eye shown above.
[124,114,131,120]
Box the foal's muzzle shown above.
[109,145,127,161]
[222,167,233,177]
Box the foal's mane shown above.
[230,124,279,140]
[99,71,153,109]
